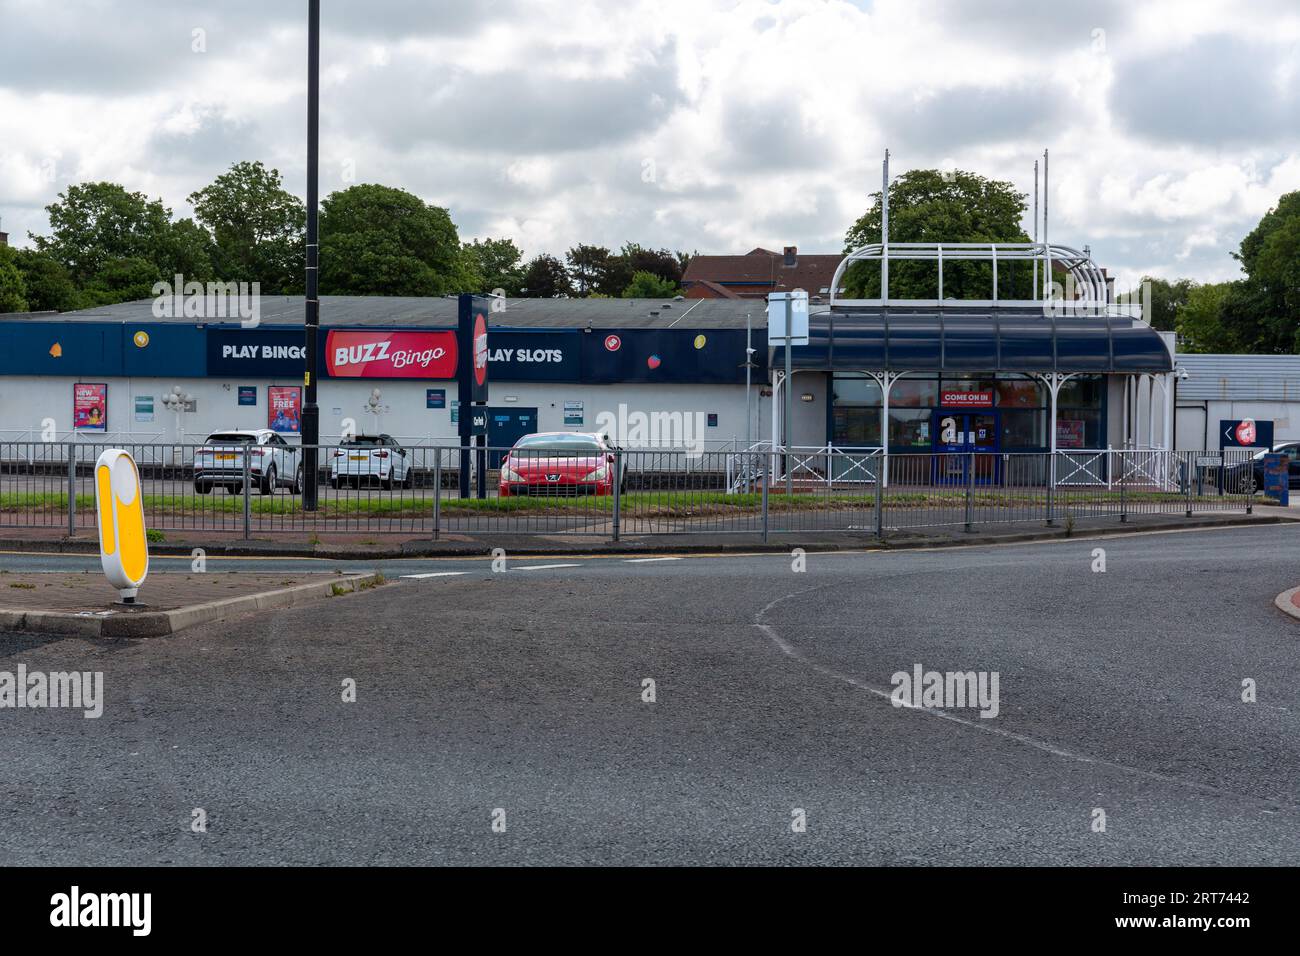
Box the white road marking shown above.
[400,571,469,579]
[623,557,683,563]
[513,563,581,571]
[753,585,1298,813]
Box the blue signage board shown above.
[580,329,753,385]
[1220,418,1273,449]
[237,386,258,406]
[487,329,581,381]
[1263,453,1290,505]
[427,388,446,409]
[208,328,309,377]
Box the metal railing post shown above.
[761,453,770,543]
[965,450,974,532]
[433,451,442,540]
[1046,451,1056,526]
[1119,450,1127,523]
[611,448,622,542]
[875,454,884,538]
[67,442,76,536]
[242,447,252,539]
[1186,453,1194,516]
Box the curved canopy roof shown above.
[790,306,1173,374]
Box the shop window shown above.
[889,408,932,448]
[889,377,939,407]
[832,406,882,447]
[1056,375,1103,408]
[1001,409,1047,449]
[1056,409,1102,449]
[995,376,1043,408]
[832,376,882,405]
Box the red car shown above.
[498,432,623,497]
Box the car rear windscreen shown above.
[342,436,383,446]
[206,433,254,443]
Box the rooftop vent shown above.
[782,246,797,267]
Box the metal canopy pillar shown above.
[864,370,907,489]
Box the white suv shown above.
[329,434,413,490]
[194,429,303,495]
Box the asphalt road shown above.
[1,523,1298,865]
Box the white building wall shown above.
[0,375,777,451]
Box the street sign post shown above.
[768,290,809,498]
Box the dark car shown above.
[1222,442,1300,493]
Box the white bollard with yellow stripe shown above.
[94,448,149,603]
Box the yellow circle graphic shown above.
[133,331,150,348]
[693,334,707,350]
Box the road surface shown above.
[0,523,1296,865]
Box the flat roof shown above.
[0,296,765,330]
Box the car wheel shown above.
[382,472,394,491]
[404,467,415,489]
[291,464,304,495]
[194,482,211,495]
[260,465,276,495]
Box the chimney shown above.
[782,245,797,267]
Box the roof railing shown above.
[829,241,1117,313]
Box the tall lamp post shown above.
[301,0,322,510]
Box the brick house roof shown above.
[682,247,844,300]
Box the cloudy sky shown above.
[2,0,1298,290]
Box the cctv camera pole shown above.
[301,0,321,511]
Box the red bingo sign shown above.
[326,330,458,379]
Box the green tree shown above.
[464,237,525,296]
[158,217,216,284]
[520,254,572,297]
[842,169,1031,299]
[12,249,77,312]
[80,256,164,306]
[1229,191,1300,352]
[566,243,611,296]
[0,245,29,312]
[32,182,173,286]
[189,161,305,294]
[1175,282,1235,353]
[622,270,678,298]
[318,184,465,296]
[1124,276,1193,332]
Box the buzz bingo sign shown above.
[93,449,149,603]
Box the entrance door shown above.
[487,407,538,467]
[932,410,999,484]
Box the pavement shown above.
[0,522,1298,865]
[0,508,1288,559]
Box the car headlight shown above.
[582,464,609,482]
[501,466,522,483]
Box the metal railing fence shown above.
[0,442,1260,540]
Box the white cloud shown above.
[0,0,1296,292]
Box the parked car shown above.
[498,432,623,497]
[194,429,302,495]
[1223,441,1300,492]
[329,434,413,490]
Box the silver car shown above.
[193,429,303,495]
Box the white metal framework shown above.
[829,241,1113,308]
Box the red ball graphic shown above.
[647,354,661,370]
